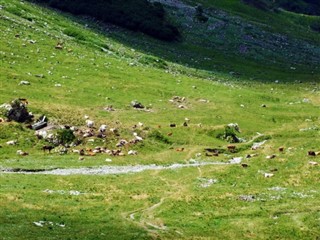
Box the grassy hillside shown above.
[0,0,319,239]
[110,0,320,82]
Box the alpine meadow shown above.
[0,0,319,239]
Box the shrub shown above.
[56,129,75,145]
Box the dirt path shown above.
[0,160,237,176]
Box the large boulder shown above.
[6,99,33,123]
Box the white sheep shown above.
[86,120,94,128]
[99,124,107,133]
[133,132,143,141]
[128,150,138,155]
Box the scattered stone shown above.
[79,157,84,161]
[266,154,276,159]
[17,150,28,156]
[309,161,318,166]
[198,178,218,188]
[54,83,62,87]
[105,158,112,162]
[198,99,209,103]
[268,187,286,191]
[261,104,267,108]
[32,116,47,130]
[264,173,274,178]
[239,195,255,202]
[19,81,30,85]
[35,74,44,78]
[229,157,243,164]
[6,140,17,145]
[69,190,81,196]
[33,221,44,227]
[252,140,267,150]
[104,105,115,112]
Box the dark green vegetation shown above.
[0,0,319,239]
[244,0,320,15]
[29,0,181,41]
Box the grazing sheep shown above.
[116,139,128,148]
[99,124,107,133]
[42,145,54,153]
[227,145,236,152]
[17,150,28,156]
[128,150,138,155]
[18,98,28,105]
[85,120,94,128]
[133,132,143,142]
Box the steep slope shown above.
[0,0,320,239]
[116,0,320,81]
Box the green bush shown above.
[56,129,75,145]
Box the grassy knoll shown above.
[0,0,319,239]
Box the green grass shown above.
[0,0,320,239]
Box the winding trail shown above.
[0,160,240,176]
